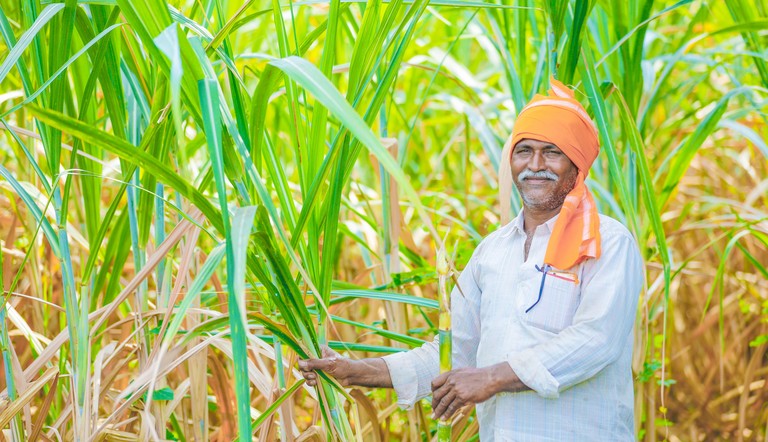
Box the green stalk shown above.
[0,250,24,441]
[274,339,289,440]
[198,78,252,439]
[436,246,451,441]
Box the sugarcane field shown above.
[0,0,767,440]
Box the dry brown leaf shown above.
[0,366,57,428]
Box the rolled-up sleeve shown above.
[382,246,484,408]
[382,337,439,408]
[507,230,643,398]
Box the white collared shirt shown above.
[382,211,643,441]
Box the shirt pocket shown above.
[520,271,580,333]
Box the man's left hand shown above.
[431,367,497,420]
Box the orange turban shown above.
[499,78,601,270]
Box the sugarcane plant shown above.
[436,243,452,441]
[0,0,766,439]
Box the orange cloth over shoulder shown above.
[511,78,601,270]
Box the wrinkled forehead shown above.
[513,138,562,150]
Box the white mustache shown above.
[518,169,559,181]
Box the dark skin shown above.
[298,346,392,388]
[299,138,580,420]
[511,139,580,260]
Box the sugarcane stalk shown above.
[436,246,452,441]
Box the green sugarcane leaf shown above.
[0,4,65,85]
[578,43,638,236]
[326,341,406,354]
[232,206,258,327]
[27,103,224,235]
[558,0,592,84]
[162,243,226,347]
[198,77,252,438]
[270,55,440,244]
[329,315,426,347]
[154,24,184,145]
[253,379,306,431]
[252,227,318,351]
[328,289,438,309]
[0,165,59,255]
[0,4,34,94]
[0,23,126,120]
[611,88,670,307]
[657,88,751,210]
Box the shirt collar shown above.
[503,208,561,237]
[542,212,560,232]
[510,210,525,234]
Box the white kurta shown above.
[382,211,643,441]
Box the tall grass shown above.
[0,0,766,440]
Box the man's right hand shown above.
[298,346,393,388]
[298,346,354,387]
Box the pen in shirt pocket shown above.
[547,269,579,284]
[535,264,579,284]
[527,265,579,313]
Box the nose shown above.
[528,151,546,171]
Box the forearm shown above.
[347,357,393,388]
[430,363,530,418]
[488,362,530,394]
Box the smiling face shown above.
[511,138,579,212]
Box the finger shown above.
[299,358,333,371]
[321,345,340,359]
[437,396,463,421]
[437,396,465,420]
[298,359,313,371]
[431,372,448,391]
[432,390,455,418]
[431,374,454,404]
[431,384,449,407]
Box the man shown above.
[299,79,643,441]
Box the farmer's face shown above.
[511,138,579,211]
